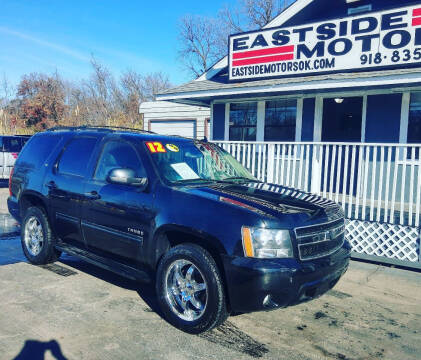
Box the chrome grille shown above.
[295,218,345,261]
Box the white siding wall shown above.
[139,101,210,139]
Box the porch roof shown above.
[156,67,421,105]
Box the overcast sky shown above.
[0,0,229,88]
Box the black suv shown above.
[8,127,350,333]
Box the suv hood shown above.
[183,181,343,225]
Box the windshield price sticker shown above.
[229,4,421,80]
[170,163,200,180]
[146,142,166,153]
[166,144,179,152]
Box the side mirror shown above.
[107,168,148,189]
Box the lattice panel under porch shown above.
[345,219,420,262]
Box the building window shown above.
[264,99,297,141]
[229,102,257,141]
[322,97,363,142]
[408,93,421,143]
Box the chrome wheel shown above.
[24,216,44,256]
[164,259,208,321]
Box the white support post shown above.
[361,95,367,142]
[311,146,322,194]
[399,92,410,144]
[296,98,303,142]
[311,97,323,194]
[224,103,230,141]
[267,144,275,184]
[313,97,323,142]
[256,101,265,141]
[209,102,214,141]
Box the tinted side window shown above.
[17,134,62,169]
[95,141,146,181]
[3,137,22,152]
[58,137,97,177]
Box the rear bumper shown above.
[222,242,351,313]
[7,196,20,222]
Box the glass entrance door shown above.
[322,97,363,142]
[321,97,364,198]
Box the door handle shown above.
[46,181,67,199]
[84,191,101,200]
[46,181,57,189]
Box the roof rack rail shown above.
[47,125,156,134]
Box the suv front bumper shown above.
[222,243,351,313]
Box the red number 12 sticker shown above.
[146,141,166,153]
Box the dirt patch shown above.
[313,345,352,360]
[39,263,78,277]
[314,311,327,320]
[199,321,269,358]
[327,290,353,299]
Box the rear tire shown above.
[21,206,61,265]
[156,244,229,334]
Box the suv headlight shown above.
[241,227,293,258]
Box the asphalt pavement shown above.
[0,232,420,360]
[0,188,420,360]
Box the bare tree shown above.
[243,0,282,29]
[178,0,296,78]
[119,70,171,127]
[82,57,121,125]
[141,72,171,101]
[5,57,172,133]
[178,15,226,77]
[119,69,144,127]
[0,74,14,104]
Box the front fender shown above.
[146,223,227,269]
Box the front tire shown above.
[156,244,229,334]
[21,206,60,265]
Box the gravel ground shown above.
[0,235,420,360]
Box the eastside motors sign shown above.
[229,5,421,81]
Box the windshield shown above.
[145,140,258,184]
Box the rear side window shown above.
[17,134,61,169]
[3,137,22,152]
[58,137,97,177]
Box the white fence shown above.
[213,141,421,268]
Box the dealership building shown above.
[154,0,421,269]
[156,0,421,145]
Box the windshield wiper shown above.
[172,178,214,184]
[219,176,260,183]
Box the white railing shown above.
[214,141,421,266]
[213,141,421,228]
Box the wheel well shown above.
[157,230,232,312]
[19,194,47,217]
